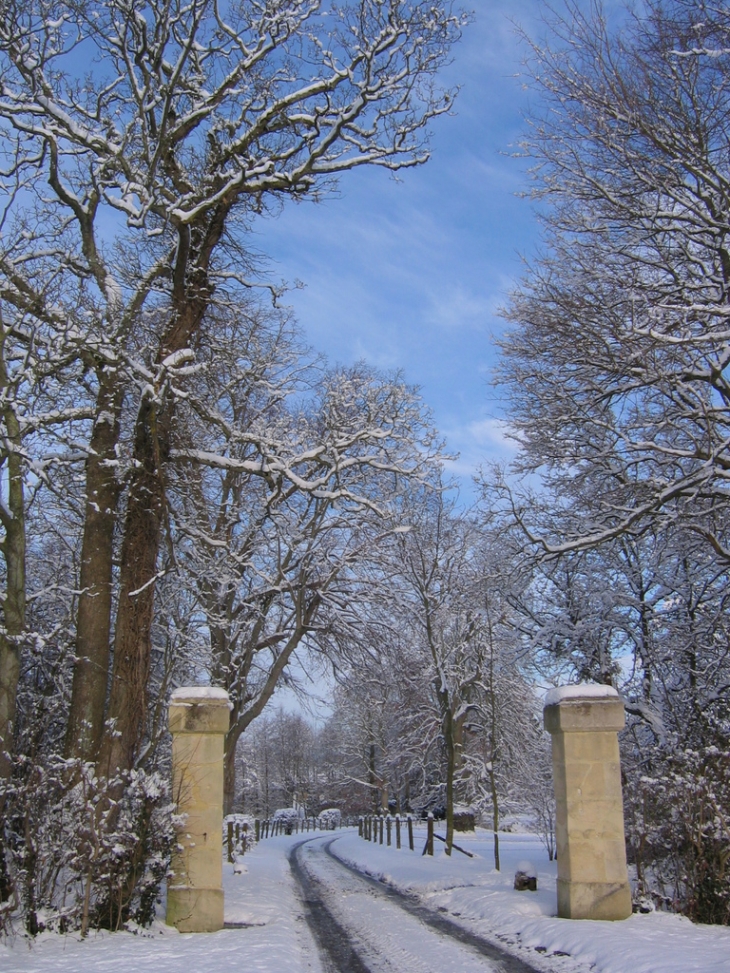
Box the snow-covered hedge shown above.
[272,807,302,834]
[272,807,301,824]
[318,808,341,830]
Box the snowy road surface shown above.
[291,835,540,973]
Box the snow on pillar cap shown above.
[544,683,618,707]
[171,686,231,704]
[543,684,624,734]
[169,686,231,734]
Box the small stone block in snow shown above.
[514,861,538,892]
[453,808,475,832]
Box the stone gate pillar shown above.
[167,687,230,933]
[544,685,632,921]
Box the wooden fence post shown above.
[255,819,260,842]
[379,816,384,845]
[408,815,414,852]
[426,813,434,856]
[395,815,401,850]
[386,816,392,846]
[227,821,234,863]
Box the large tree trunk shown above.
[65,374,123,761]
[0,322,26,781]
[96,394,165,781]
[443,707,456,856]
[95,218,227,781]
[224,723,244,816]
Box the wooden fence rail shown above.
[253,814,358,840]
[357,814,418,853]
[356,812,473,859]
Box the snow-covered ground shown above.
[331,828,730,973]
[0,837,324,973]
[2,826,729,973]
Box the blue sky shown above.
[251,0,545,500]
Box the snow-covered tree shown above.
[490,0,730,921]
[388,490,541,859]
[500,0,730,561]
[0,0,464,785]
[165,318,444,809]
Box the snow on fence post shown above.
[167,687,229,933]
[544,685,632,920]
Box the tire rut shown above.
[288,837,373,973]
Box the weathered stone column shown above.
[544,685,632,921]
[167,687,230,933]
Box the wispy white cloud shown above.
[252,0,545,500]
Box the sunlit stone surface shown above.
[544,687,632,921]
[167,688,230,933]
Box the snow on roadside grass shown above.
[331,827,730,973]
[0,835,322,973]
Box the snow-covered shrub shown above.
[626,746,730,925]
[272,807,301,834]
[318,808,341,830]
[0,758,174,935]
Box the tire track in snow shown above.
[288,836,546,973]
[289,837,371,973]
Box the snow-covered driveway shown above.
[291,834,540,973]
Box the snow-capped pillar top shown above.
[543,684,624,734]
[169,686,231,735]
